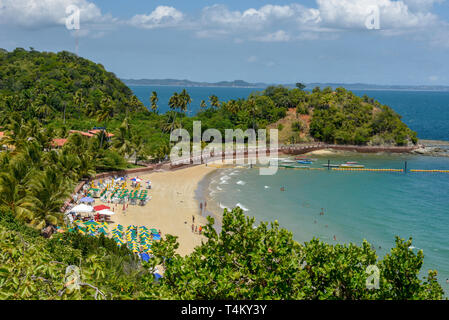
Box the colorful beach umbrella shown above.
[98,209,115,216]
[71,204,93,213]
[83,220,100,227]
[80,196,94,203]
[94,205,110,211]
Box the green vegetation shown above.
[1,49,416,158]
[0,48,431,300]
[0,48,144,122]
[0,208,443,299]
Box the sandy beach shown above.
[94,164,218,256]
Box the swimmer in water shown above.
[333,235,337,241]
[320,208,324,216]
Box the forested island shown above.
[0,48,440,300]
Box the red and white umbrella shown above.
[94,205,110,212]
[97,209,115,216]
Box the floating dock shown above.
[332,168,403,172]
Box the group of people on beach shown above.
[191,223,202,235]
[191,215,203,235]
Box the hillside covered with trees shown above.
[0,49,434,300]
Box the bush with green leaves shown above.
[146,208,443,300]
[0,207,443,300]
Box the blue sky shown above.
[1,0,449,85]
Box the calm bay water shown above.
[130,85,449,290]
[205,154,449,290]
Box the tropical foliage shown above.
[0,208,443,300]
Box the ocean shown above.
[130,85,449,291]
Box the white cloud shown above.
[253,30,291,42]
[0,0,111,28]
[200,4,317,31]
[129,6,183,29]
[1,1,448,46]
[316,0,439,30]
[193,1,445,43]
[0,0,117,38]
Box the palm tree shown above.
[73,89,84,111]
[209,95,220,109]
[200,100,207,110]
[247,98,259,130]
[131,135,147,165]
[25,167,71,229]
[76,153,96,180]
[179,89,192,115]
[112,118,133,157]
[168,92,180,112]
[49,150,80,184]
[96,97,114,149]
[96,97,114,123]
[150,91,159,114]
[0,157,33,221]
[35,94,54,121]
[168,93,181,131]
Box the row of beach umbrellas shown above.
[69,204,115,215]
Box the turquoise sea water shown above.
[130,85,449,290]
[204,154,449,290]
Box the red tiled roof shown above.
[69,130,94,137]
[88,129,114,137]
[51,138,68,147]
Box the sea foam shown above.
[235,203,249,211]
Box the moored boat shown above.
[297,160,313,164]
[339,163,365,168]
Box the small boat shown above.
[279,164,297,168]
[280,164,310,169]
[281,159,296,164]
[345,161,358,164]
[297,160,313,164]
[339,163,365,168]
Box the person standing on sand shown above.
[193,215,195,223]
[192,224,194,232]
[195,226,198,233]
[199,226,202,235]
[199,202,203,214]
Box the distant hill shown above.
[123,78,449,91]
[122,79,268,88]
